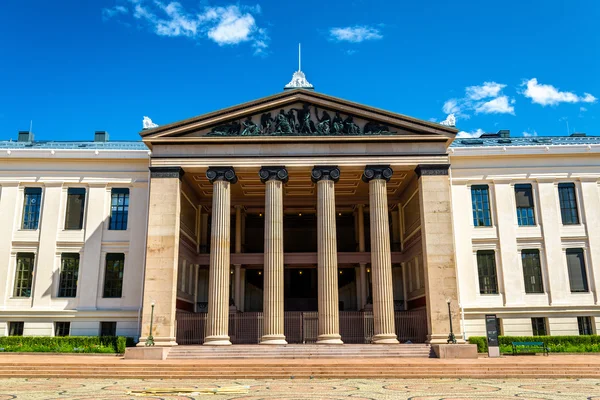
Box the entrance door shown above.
[284,266,317,311]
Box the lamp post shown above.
[145,301,155,347]
[446,298,457,344]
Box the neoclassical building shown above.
[0,80,599,347]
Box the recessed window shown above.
[55,322,70,337]
[477,250,498,294]
[64,188,86,230]
[515,184,536,226]
[103,253,125,298]
[109,188,129,230]
[522,250,544,294]
[8,322,24,336]
[58,254,79,298]
[100,321,117,337]
[471,185,492,227]
[558,183,579,225]
[531,317,547,336]
[566,248,589,293]
[22,187,42,230]
[13,253,35,298]
[578,317,594,335]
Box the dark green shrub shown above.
[0,336,134,354]
[468,335,600,353]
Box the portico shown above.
[137,89,463,347]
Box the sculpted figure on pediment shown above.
[275,109,294,134]
[260,112,275,135]
[291,103,315,134]
[315,107,332,135]
[363,121,393,135]
[343,115,360,134]
[241,116,261,136]
[331,112,344,134]
[209,120,241,136]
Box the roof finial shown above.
[284,43,314,91]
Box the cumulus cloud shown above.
[329,26,382,42]
[441,81,515,121]
[456,128,485,138]
[522,78,597,106]
[466,82,506,100]
[474,96,515,115]
[102,1,269,54]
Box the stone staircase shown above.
[167,344,434,359]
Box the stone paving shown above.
[0,377,598,400]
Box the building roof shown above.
[0,140,148,150]
[450,135,600,148]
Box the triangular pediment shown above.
[140,89,457,141]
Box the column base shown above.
[426,333,466,344]
[203,335,232,346]
[372,333,399,344]
[316,334,343,344]
[260,335,288,345]
[136,337,178,347]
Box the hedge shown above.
[468,335,600,354]
[0,336,135,354]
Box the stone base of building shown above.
[426,333,466,344]
[124,347,171,360]
[136,337,178,347]
[372,333,399,344]
[431,344,478,359]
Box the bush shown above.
[0,336,135,354]
[468,335,600,354]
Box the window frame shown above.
[64,187,87,230]
[476,250,499,295]
[514,183,536,226]
[578,316,594,335]
[102,253,125,298]
[100,321,117,337]
[8,321,24,336]
[566,248,589,293]
[531,317,547,336]
[521,249,544,294]
[557,182,580,225]
[471,184,493,227]
[54,321,71,337]
[21,187,43,230]
[13,253,35,298]
[109,188,130,231]
[57,253,80,298]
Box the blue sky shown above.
[0,0,598,141]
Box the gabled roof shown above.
[140,89,458,140]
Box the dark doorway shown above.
[284,267,317,311]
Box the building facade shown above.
[0,88,599,344]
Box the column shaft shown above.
[369,178,399,343]
[261,178,287,344]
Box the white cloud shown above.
[475,96,515,115]
[522,78,597,106]
[456,128,484,138]
[439,114,456,127]
[522,130,537,137]
[329,26,382,43]
[466,82,506,100]
[442,99,460,114]
[103,1,269,54]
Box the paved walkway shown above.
[0,377,598,399]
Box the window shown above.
[22,187,42,229]
[58,254,79,298]
[566,249,589,293]
[55,322,70,337]
[8,322,24,336]
[64,188,86,230]
[578,317,594,335]
[558,183,579,225]
[531,318,547,336]
[100,322,117,337]
[109,188,129,230]
[521,250,544,294]
[477,250,498,294]
[515,184,535,226]
[103,253,125,298]
[471,185,492,227]
[13,253,35,297]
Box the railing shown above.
[176,308,427,345]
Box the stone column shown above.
[363,165,398,344]
[259,166,288,345]
[204,167,237,346]
[416,164,463,344]
[139,167,183,347]
[357,204,368,309]
[234,205,243,310]
[312,166,343,344]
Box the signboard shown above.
[485,314,499,347]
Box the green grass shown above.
[468,335,600,353]
[0,336,134,354]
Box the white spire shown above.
[284,43,314,90]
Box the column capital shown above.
[206,166,237,184]
[362,165,393,182]
[415,164,450,178]
[259,166,288,183]
[311,165,340,183]
[149,166,184,180]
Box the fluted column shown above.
[312,166,343,344]
[260,166,288,345]
[357,204,368,309]
[204,167,237,346]
[363,165,398,344]
[234,205,243,310]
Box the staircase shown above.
[167,344,434,359]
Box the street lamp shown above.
[446,298,457,344]
[145,300,155,347]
